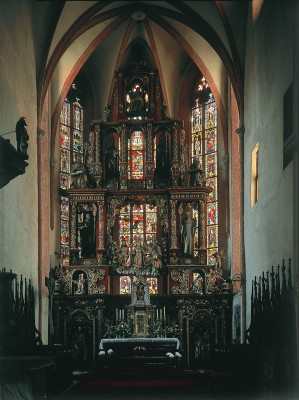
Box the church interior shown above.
[0,1,298,399]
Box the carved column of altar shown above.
[179,128,188,187]
[70,201,78,265]
[119,123,127,189]
[92,124,103,187]
[145,122,154,189]
[171,122,180,187]
[96,197,105,264]
[170,199,178,252]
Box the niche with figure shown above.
[77,204,97,259]
[72,270,88,295]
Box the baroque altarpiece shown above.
[52,56,232,369]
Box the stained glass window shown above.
[119,204,157,248]
[128,131,144,180]
[147,277,158,294]
[191,80,218,264]
[59,86,85,264]
[120,276,131,294]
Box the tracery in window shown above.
[191,79,218,264]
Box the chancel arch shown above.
[1,2,297,398]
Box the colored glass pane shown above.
[146,204,155,213]
[73,103,83,131]
[192,107,202,131]
[206,178,217,202]
[61,149,70,173]
[133,204,143,212]
[207,225,218,248]
[207,248,218,266]
[120,276,131,294]
[60,173,70,189]
[205,129,217,153]
[60,196,69,220]
[146,214,157,233]
[205,153,217,178]
[120,235,130,247]
[146,234,154,245]
[133,214,144,233]
[60,245,69,256]
[61,220,69,245]
[60,101,70,126]
[147,278,158,294]
[207,203,217,225]
[132,131,143,150]
[193,132,202,157]
[73,130,83,153]
[205,101,217,129]
[131,150,143,179]
[60,125,70,149]
[119,214,130,235]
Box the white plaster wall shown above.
[243,0,294,327]
[0,2,39,307]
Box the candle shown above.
[119,309,122,321]
[160,309,162,320]
[116,308,118,322]
[122,309,124,321]
[163,306,166,321]
[156,309,158,320]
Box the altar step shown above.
[77,367,211,381]
[55,368,252,400]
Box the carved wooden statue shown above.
[16,117,29,157]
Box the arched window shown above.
[59,84,85,257]
[128,131,144,180]
[191,76,218,265]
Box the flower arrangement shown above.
[163,322,182,338]
[103,322,133,338]
[148,321,182,338]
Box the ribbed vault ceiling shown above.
[33,1,248,128]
